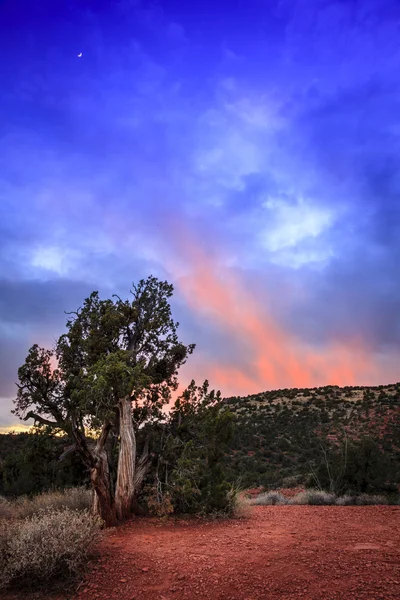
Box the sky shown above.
[1,0,400,429]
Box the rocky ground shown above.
[6,505,400,600]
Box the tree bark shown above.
[131,436,152,514]
[90,446,116,527]
[115,396,136,520]
[72,418,116,527]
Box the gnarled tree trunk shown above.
[90,445,116,527]
[72,419,116,527]
[131,436,152,514]
[115,396,136,520]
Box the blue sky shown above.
[1,0,400,428]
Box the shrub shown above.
[355,494,388,505]
[251,491,288,505]
[289,490,336,505]
[0,508,101,590]
[281,474,304,488]
[162,382,235,516]
[335,494,356,505]
[334,494,389,505]
[310,437,395,495]
[0,497,13,520]
[144,485,174,518]
[227,488,252,517]
[13,487,92,520]
[0,431,87,498]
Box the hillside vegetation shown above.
[1,383,399,500]
[0,431,87,497]
[223,383,400,490]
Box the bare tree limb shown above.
[59,444,78,461]
[23,411,58,427]
[96,421,113,453]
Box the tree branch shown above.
[64,308,81,317]
[23,411,58,427]
[59,444,78,461]
[96,421,113,453]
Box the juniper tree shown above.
[13,276,194,525]
[152,380,235,515]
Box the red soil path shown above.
[75,506,399,600]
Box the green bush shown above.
[0,508,101,590]
[169,442,232,514]
[309,437,395,495]
[158,380,236,516]
[0,431,87,497]
[281,474,304,488]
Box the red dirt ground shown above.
[7,506,400,600]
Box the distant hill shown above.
[1,383,399,497]
[222,383,400,489]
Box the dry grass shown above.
[289,490,336,505]
[335,494,356,506]
[0,507,101,590]
[1,487,92,521]
[0,496,13,520]
[334,494,388,506]
[231,491,252,517]
[251,489,392,506]
[355,493,388,505]
[251,491,288,505]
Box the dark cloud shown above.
[284,247,400,351]
[0,278,93,411]
[0,279,94,327]
[279,77,400,350]
[0,336,28,399]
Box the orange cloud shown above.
[164,223,377,396]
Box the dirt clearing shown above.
[76,506,399,600]
[5,506,399,600]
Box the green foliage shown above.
[12,277,195,524]
[222,383,400,490]
[14,276,195,435]
[310,437,397,495]
[169,440,231,514]
[0,431,87,497]
[147,381,235,515]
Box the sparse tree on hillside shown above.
[13,277,195,525]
